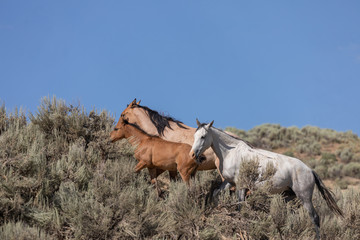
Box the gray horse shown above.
[190,120,343,239]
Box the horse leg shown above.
[134,161,147,173]
[235,188,252,210]
[293,184,320,240]
[236,188,248,202]
[214,156,226,182]
[168,170,178,181]
[211,181,234,206]
[148,168,162,197]
[178,168,191,185]
[154,168,165,177]
[178,164,198,185]
[283,188,297,203]
[302,199,320,240]
[190,167,198,178]
[213,180,232,199]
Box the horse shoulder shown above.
[175,144,192,161]
[134,142,153,164]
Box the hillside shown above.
[226,125,360,189]
[1,97,359,239]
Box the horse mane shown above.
[196,123,255,149]
[134,104,187,136]
[123,119,159,138]
[215,127,255,149]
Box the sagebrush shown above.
[1,97,359,239]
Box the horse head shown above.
[120,99,142,122]
[110,117,127,142]
[189,119,214,162]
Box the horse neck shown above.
[131,108,159,135]
[124,124,149,145]
[210,128,242,162]
[133,107,194,144]
[162,122,194,144]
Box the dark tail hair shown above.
[312,171,343,217]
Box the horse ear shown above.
[130,98,137,106]
[137,100,141,105]
[208,120,214,128]
[196,118,201,127]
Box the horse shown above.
[189,120,343,239]
[110,118,201,195]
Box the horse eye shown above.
[114,128,119,131]
[201,136,205,139]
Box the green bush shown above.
[321,152,337,164]
[283,151,295,157]
[328,164,343,179]
[342,162,360,178]
[296,141,321,156]
[314,164,329,179]
[335,178,349,190]
[337,148,354,163]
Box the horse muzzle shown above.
[109,132,118,143]
[190,150,206,164]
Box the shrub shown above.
[335,178,349,190]
[236,159,275,239]
[339,189,360,239]
[314,164,329,179]
[1,97,360,239]
[296,141,321,156]
[304,158,317,169]
[283,151,295,157]
[337,148,354,163]
[342,162,360,178]
[0,221,52,240]
[321,152,337,165]
[226,124,360,161]
[328,164,343,179]
[0,103,27,136]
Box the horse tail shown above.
[312,171,343,217]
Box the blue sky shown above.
[1,1,360,134]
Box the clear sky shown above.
[1,1,360,134]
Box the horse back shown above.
[236,147,314,191]
[143,138,192,170]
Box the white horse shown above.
[189,120,343,239]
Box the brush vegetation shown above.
[227,124,360,187]
[1,97,359,239]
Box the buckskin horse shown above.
[110,118,201,195]
[190,120,343,240]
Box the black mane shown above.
[135,105,187,136]
[123,119,159,138]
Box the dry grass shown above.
[1,97,360,239]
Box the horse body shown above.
[110,118,199,193]
[190,120,343,239]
